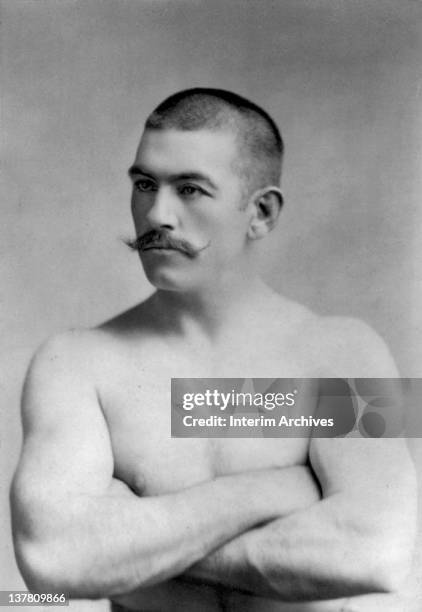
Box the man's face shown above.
[129,128,251,291]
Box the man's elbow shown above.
[14,536,66,595]
[366,533,415,594]
[14,534,104,599]
[363,509,417,593]
[352,460,418,595]
[11,497,89,596]
[14,526,143,600]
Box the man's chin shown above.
[143,267,199,292]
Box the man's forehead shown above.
[135,128,239,173]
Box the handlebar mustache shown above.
[125,231,210,259]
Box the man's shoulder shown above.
[29,301,153,380]
[301,313,399,377]
[28,328,104,381]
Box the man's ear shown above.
[247,186,283,240]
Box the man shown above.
[11,89,417,611]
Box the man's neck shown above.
[149,273,277,344]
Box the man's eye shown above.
[134,179,156,192]
[178,184,202,197]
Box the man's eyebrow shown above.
[169,172,217,191]
[128,165,153,178]
[128,167,217,191]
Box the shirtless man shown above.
[11,89,417,611]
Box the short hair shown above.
[145,88,283,198]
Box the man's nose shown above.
[145,187,178,230]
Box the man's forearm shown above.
[181,461,322,599]
[182,501,354,600]
[183,490,416,602]
[14,466,315,599]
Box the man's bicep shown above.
[309,433,417,579]
[309,435,415,498]
[13,333,115,528]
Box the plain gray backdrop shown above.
[1,1,422,610]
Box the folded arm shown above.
[182,371,417,601]
[182,435,416,601]
[10,333,319,599]
[181,321,418,601]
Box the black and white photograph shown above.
[1,1,422,611]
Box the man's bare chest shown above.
[98,344,313,497]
